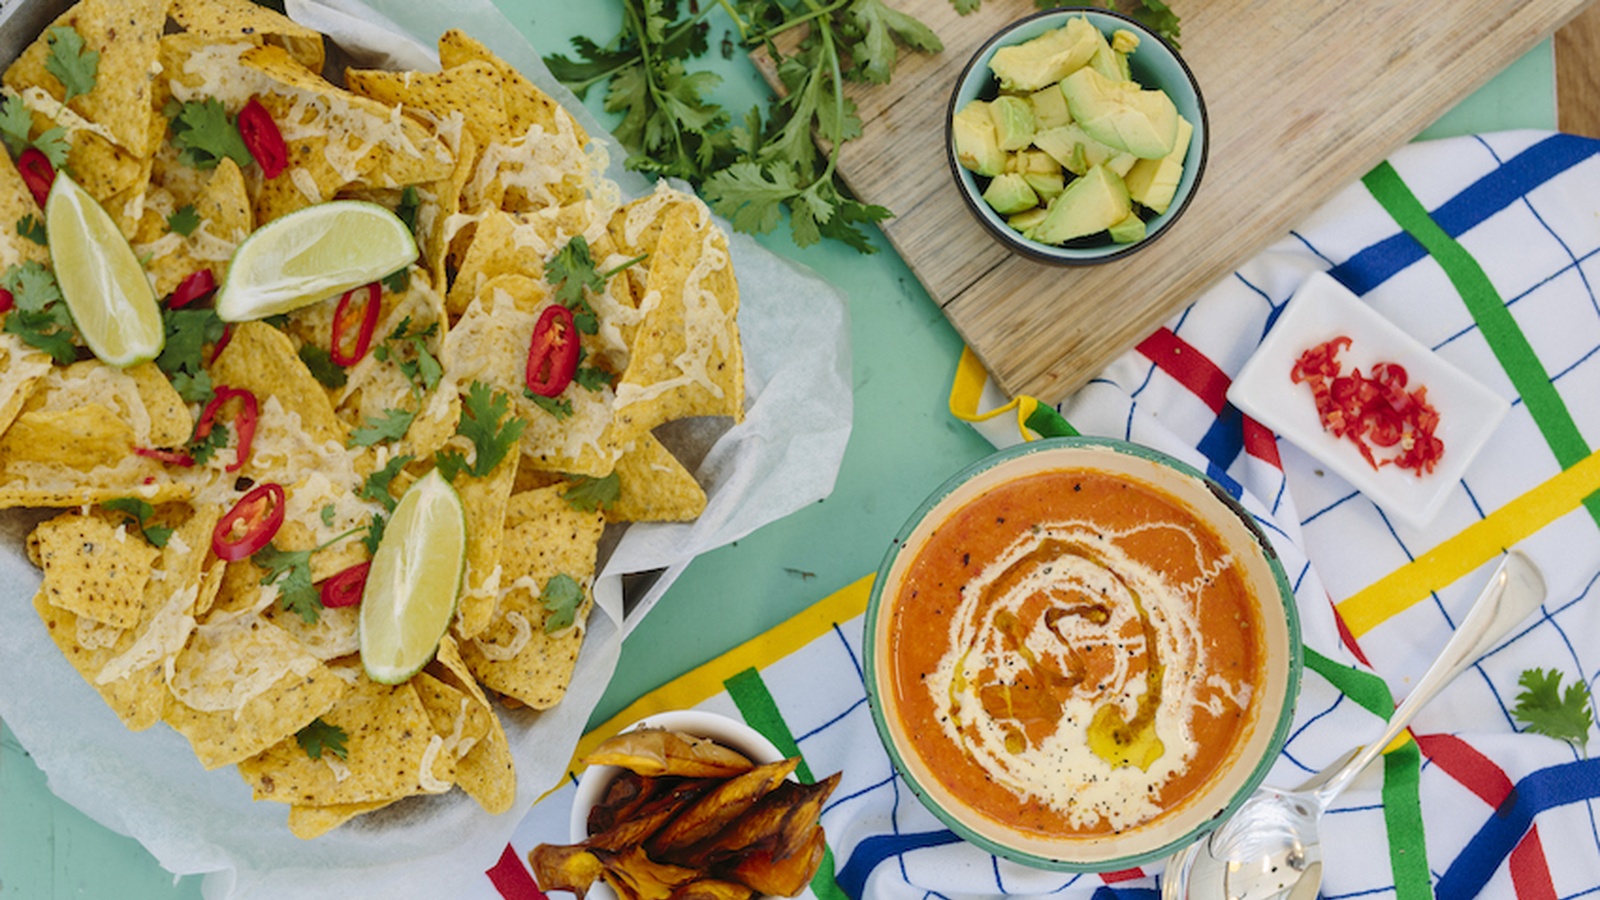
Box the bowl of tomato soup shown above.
[864,437,1300,870]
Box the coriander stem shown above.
[746,0,854,46]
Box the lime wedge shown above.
[359,469,466,684]
[215,200,416,322]
[44,173,162,367]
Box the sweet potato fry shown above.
[595,846,699,900]
[668,878,756,900]
[529,842,606,896]
[725,825,827,897]
[669,773,839,870]
[590,779,716,851]
[646,757,799,857]
[583,729,754,778]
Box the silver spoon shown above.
[1165,548,1546,900]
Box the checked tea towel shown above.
[476,130,1600,900]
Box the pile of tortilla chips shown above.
[0,0,742,838]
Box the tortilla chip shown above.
[609,200,744,446]
[286,798,396,840]
[0,154,48,271]
[2,0,165,158]
[606,434,706,523]
[345,60,508,149]
[29,508,157,629]
[453,434,519,641]
[167,0,326,73]
[445,208,546,316]
[428,636,516,814]
[125,362,193,449]
[459,484,603,708]
[164,629,350,770]
[0,334,52,442]
[211,321,348,447]
[236,672,456,806]
[437,30,590,153]
[146,156,253,296]
[421,126,478,299]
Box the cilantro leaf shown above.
[381,266,409,294]
[255,542,322,624]
[319,504,337,527]
[295,718,348,761]
[394,185,420,234]
[155,306,226,403]
[17,215,46,245]
[167,204,201,237]
[1,260,78,363]
[101,497,173,548]
[561,472,620,513]
[44,26,98,103]
[298,343,348,389]
[546,236,604,333]
[539,573,584,633]
[703,161,797,236]
[526,392,573,420]
[361,454,413,514]
[167,98,252,171]
[188,420,230,466]
[0,94,31,157]
[573,364,613,392]
[1513,668,1594,753]
[30,126,69,168]
[350,407,417,447]
[436,381,526,481]
[374,318,441,391]
[362,513,387,555]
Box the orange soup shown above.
[889,468,1264,837]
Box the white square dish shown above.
[1226,271,1509,528]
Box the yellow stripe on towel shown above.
[1337,447,1600,636]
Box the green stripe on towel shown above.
[1362,161,1600,528]
[726,667,849,900]
[1305,647,1431,900]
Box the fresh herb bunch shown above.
[1512,667,1593,757]
[543,0,1179,254]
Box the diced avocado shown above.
[1022,170,1066,201]
[1125,114,1193,214]
[1086,24,1127,83]
[952,101,1006,177]
[988,96,1037,152]
[1027,163,1131,245]
[1008,207,1050,232]
[1109,153,1137,178]
[1013,149,1061,176]
[1111,30,1140,54]
[1059,66,1178,160]
[1029,85,1073,130]
[987,16,1100,92]
[1107,212,1147,244]
[981,172,1039,215]
[1032,123,1121,175]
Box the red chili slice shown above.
[330,282,381,366]
[212,482,285,561]
[319,561,371,608]
[168,269,217,309]
[1290,336,1444,475]
[0,287,13,313]
[525,304,579,397]
[237,97,288,179]
[195,386,259,472]
[17,148,54,208]
[133,446,195,466]
[209,323,233,365]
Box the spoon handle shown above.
[1312,549,1546,806]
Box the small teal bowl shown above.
[863,437,1300,871]
[946,9,1208,265]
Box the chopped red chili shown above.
[133,446,195,467]
[525,304,579,397]
[168,269,217,309]
[330,282,381,366]
[212,482,285,561]
[0,287,13,314]
[1290,336,1444,475]
[17,148,54,208]
[237,97,288,179]
[319,561,371,609]
[209,323,233,365]
[195,386,259,472]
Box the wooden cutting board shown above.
[759,0,1594,403]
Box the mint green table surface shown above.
[0,4,1557,895]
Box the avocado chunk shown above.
[988,95,1037,151]
[982,173,1040,215]
[1032,123,1121,175]
[1059,66,1178,160]
[952,101,1006,177]
[1027,163,1131,245]
[1086,23,1127,83]
[1107,212,1147,244]
[986,16,1100,92]
[1022,170,1066,201]
[1124,114,1193,214]
[1007,207,1050,232]
[1029,85,1073,130]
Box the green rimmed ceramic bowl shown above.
[946,8,1208,265]
[863,437,1300,871]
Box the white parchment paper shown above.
[0,1,853,896]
